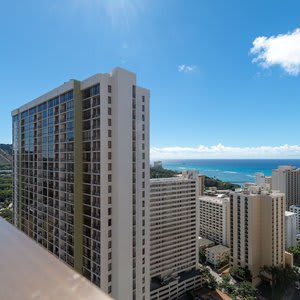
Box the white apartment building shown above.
[285,211,297,249]
[255,172,272,190]
[12,67,150,300]
[182,170,205,196]
[272,165,300,209]
[149,173,204,300]
[229,190,285,286]
[289,205,300,235]
[199,195,230,246]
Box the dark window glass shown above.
[67,121,74,131]
[48,108,54,117]
[21,110,28,118]
[66,111,74,121]
[82,84,100,98]
[54,97,59,106]
[66,100,73,110]
[29,107,36,115]
[67,131,74,142]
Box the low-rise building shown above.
[199,195,230,246]
[205,245,230,268]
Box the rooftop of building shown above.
[230,188,284,197]
[150,269,200,291]
[198,237,215,248]
[0,217,111,300]
[273,165,300,171]
[178,269,201,283]
[150,274,180,291]
[150,176,196,183]
[11,79,76,115]
[12,67,147,116]
[199,194,229,204]
[255,172,271,177]
[205,244,230,254]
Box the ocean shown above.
[163,159,300,186]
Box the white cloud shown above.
[150,144,300,160]
[251,28,300,75]
[178,64,197,73]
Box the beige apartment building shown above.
[197,174,205,196]
[149,174,204,300]
[12,67,150,300]
[272,165,300,208]
[199,195,230,246]
[229,189,285,285]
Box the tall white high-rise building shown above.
[199,195,230,246]
[289,205,300,235]
[12,67,150,300]
[285,211,297,249]
[229,190,286,286]
[149,173,204,299]
[272,165,300,209]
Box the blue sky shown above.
[1,0,300,158]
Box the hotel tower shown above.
[229,189,285,285]
[12,67,150,300]
[149,171,204,299]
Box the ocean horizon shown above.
[161,159,300,186]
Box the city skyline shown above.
[2,0,300,159]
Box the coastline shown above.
[161,158,300,186]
